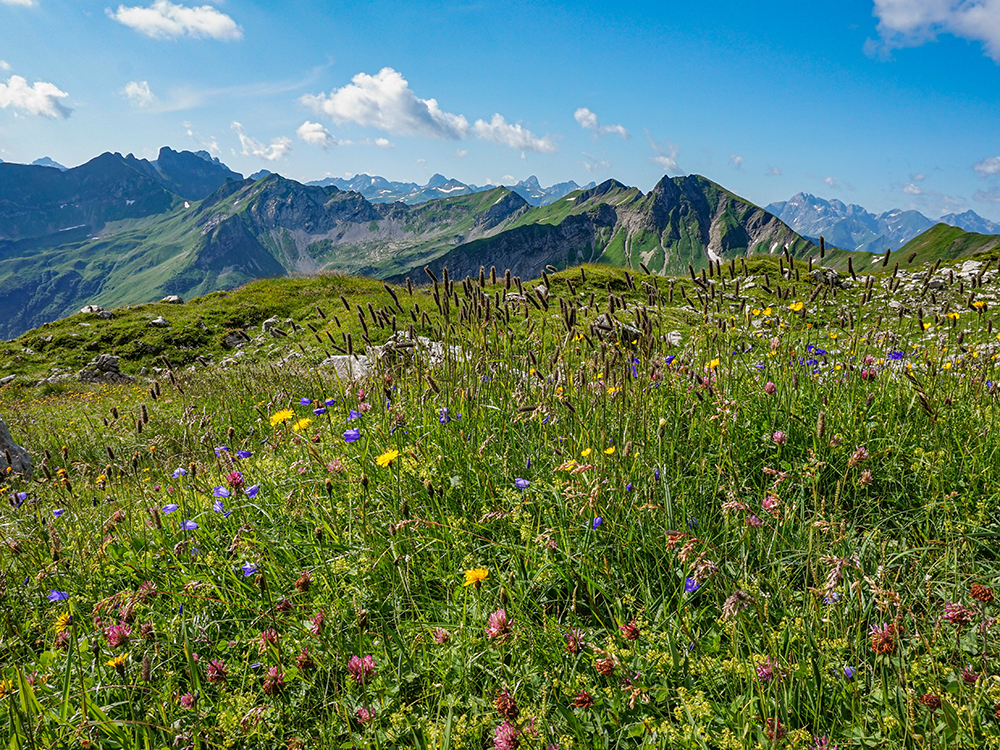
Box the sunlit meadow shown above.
[2,257,1000,749]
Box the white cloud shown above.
[871,0,1000,61]
[374,137,393,148]
[231,122,291,161]
[729,153,745,170]
[582,152,610,173]
[0,74,70,118]
[974,156,1000,176]
[473,114,557,154]
[909,172,926,181]
[455,148,468,158]
[824,176,840,188]
[302,67,469,140]
[903,182,924,194]
[122,80,155,107]
[647,131,679,172]
[1,0,36,6]
[296,120,333,148]
[184,124,220,155]
[766,166,782,176]
[975,188,1000,204]
[0,61,10,71]
[573,107,629,139]
[108,1,242,41]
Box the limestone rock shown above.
[78,354,135,384]
[319,355,371,382]
[0,375,15,386]
[150,316,170,327]
[0,414,32,480]
[81,305,103,314]
[161,295,184,304]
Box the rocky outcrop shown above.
[78,354,135,384]
[0,415,32,480]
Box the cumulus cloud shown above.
[296,120,333,148]
[573,107,629,139]
[374,137,393,148]
[0,61,10,71]
[122,80,155,107]
[974,156,1000,176]
[302,67,557,153]
[975,188,1000,203]
[582,152,611,173]
[870,0,1000,61]
[231,122,291,161]
[903,182,924,194]
[0,74,70,118]
[1,0,36,6]
[909,172,926,181]
[455,149,468,158]
[301,67,469,140]
[729,153,745,170]
[824,176,840,189]
[473,113,557,153]
[766,166,782,176]
[108,1,242,41]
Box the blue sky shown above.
[2,0,999,220]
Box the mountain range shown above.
[306,173,594,207]
[0,146,818,340]
[767,193,1000,253]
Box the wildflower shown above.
[493,721,520,750]
[654,468,660,481]
[235,450,252,459]
[572,690,595,708]
[270,409,294,427]
[708,358,720,369]
[764,717,786,741]
[789,301,804,312]
[918,693,942,711]
[299,397,312,406]
[594,656,616,677]
[684,578,701,593]
[747,514,763,527]
[104,623,132,648]
[296,647,316,671]
[347,654,376,683]
[357,707,374,724]
[214,446,229,456]
[180,691,196,709]
[591,517,603,530]
[348,409,361,419]
[772,430,787,445]
[564,628,585,654]
[171,467,187,478]
[212,499,226,514]
[245,484,259,498]
[295,571,312,592]
[859,469,873,485]
[213,486,231,497]
[293,418,312,431]
[764,381,777,394]
[514,478,530,490]
[439,408,451,423]
[463,568,489,587]
[309,609,325,636]
[869,622,897,654]
[52,508,65,517]
[241,562,259,577]
[106,653,128,672]
[162,503,179,514]
[495,688,519,720]
[54,612,72,633]
[625,482,633,492]
[433,628,450,644]
[620,619,640,640]
[486,609,513,642]
[971,583,995,603]
[756,658,781,682]
[180,519,198,531]
[841,666,857,680]
[580,448,592,457]
[847,445,870,467]
[961,667,978,684]
[375,449,399,467]
[262,666,285,695]
[942,602,976,628]
[313,406,326,415]
[205,659,227,684]
[258,628,278,652]
[226,471,244,489]
[343,428,361,443]
[762,494,781,517]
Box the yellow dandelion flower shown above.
[923,322,933,330]
[708,358,720,369]
[580,448,592,457]
[789,301,804,312]
[763,307,772,316]
[55,612,71,633]
[606,386,620,394]
[293,418,312,431]
[376,449,400,467]
[270,409,294,427]
[603,446,615,455]
[105,653,128,669]
[463,568,489,587]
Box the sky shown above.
[1,0,1000,221]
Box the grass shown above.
[2,253,1000,748]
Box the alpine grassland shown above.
[3,252,1000,749]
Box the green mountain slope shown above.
[892,223,1000,266]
